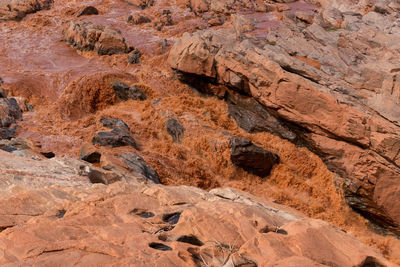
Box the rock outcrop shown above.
[2,0,400,264]
[63,21,132,55]
[0,151,394,266]
[0,0,53,21]
[168,3,400,233]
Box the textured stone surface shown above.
[63,21,132,55]
[168,4,400,233]
[0,179,394,267]
[0,0,53,21]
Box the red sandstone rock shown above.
[168,10,400,233]
[0,0,53,21]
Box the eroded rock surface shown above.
[1,0,400,265]
[0,0,53,21]
[63,21,132,55]
[168,3,400,233]
[0,164,394,266]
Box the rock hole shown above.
[176,235,204,246]
[357,256,385,267]
[149,242,172,251]
[0,225,13,232]
[259,225,288,235]
[173,202,187,206]
[129,208,155,218]
[57,209,66,218]
[162,212,182,225]
[41,152,55,158]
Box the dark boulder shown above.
[166,118,184,143]
[0,127,16,140]
[0,98,23,128]
[230,137,279,177]
[100,117,130,131]
[128,49,142,64]
[227,93,297,142]
[112,81,147,101]
[119,153,160,184]
[92,128,137,149]
[0,89,7,98]
[77,6,99,17]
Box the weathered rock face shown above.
[168,2,400,233]
[0,0,53,21]
[0,165,394,266]
[2,0,400,264]
[62,21,132,55]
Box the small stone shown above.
[166,118,184,143]
[77,6,99,17]
[128,49,142,64]
[112,81,147,101]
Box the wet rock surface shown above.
[168,3,400,234]
[1,0,400,265]
[63,21,132,55]
[0,163,395,266]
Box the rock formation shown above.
[1,0,400,265]
[168,1,400,234]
